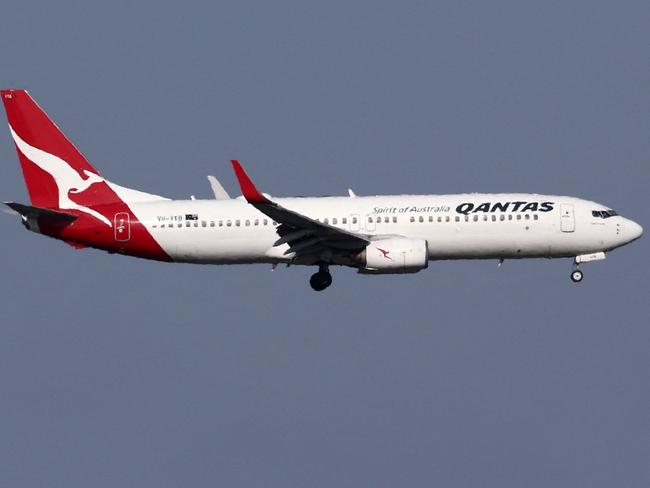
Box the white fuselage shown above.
[126,193,639,265]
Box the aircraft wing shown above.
[231,160,369,257]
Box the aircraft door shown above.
[560,204,575,232]
[114,212,131,241]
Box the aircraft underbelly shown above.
[425,229,597,260]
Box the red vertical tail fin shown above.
[1,89,106,209]
[2,90,171,261]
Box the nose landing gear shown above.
[569,252,606,283]
[310,264,332,291]
[570,269,583,283]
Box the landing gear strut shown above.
[570,258,584,283]
[310,264,332,291]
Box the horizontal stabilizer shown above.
[4,201,78,224]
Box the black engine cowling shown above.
[356,238,428,274]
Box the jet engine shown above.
[356,238,428,274]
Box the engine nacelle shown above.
[356,238,428,274]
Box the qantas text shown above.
[455,201,554,215]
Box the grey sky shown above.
[1,1,648,486]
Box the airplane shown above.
[1,89,643,291]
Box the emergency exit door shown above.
[560,204,575,232]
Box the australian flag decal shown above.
[185,214,199,220]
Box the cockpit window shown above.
[592,209,618,219]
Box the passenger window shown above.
[367,217,373,223]
[455,216,460,222]
[342,217,347,224]
[499,215,505,221]
[324,218,329,224]
[177,222,183,228]
[429,216,433,222]
[464,215,469,222]
[333,218,338,225]
[194,221,198,227]
[168,223,173,228]
[419,216,424,223]
[483,215,487,221]
[235,220,240,227]
[437,216,442,223]
[473,215,478,222]
[263,219,268,226]
[524,214,530,220]
[507,214,512,221]
[352,217,357,224]
[384,217,389,223]
[491,215,496,222]
[516,214,521,220]
[393,216,397,223]
[186,221,191,227]
[227,220,232,227]
[210,221,215,227]
[254,219,259,226]
[219,220,223,227]
[446,216,450,222]
[533,214,538,221]
[201,221,207,227]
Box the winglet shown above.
[207,175,231,200]
[231,160,268,203]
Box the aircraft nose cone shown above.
[627,220,643,242]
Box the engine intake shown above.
[357,238,428,274]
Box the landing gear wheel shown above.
[310,270,332,291]
[570,270,583,283]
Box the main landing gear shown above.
[310,263,332,291]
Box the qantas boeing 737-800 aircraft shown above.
[1,90,643,290]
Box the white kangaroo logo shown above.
[9,125,112,226]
